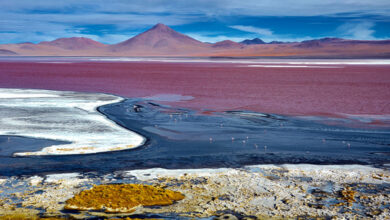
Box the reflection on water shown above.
[0,97,389,176]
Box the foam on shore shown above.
[0,89,146,156]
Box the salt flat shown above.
[0,88,145,156]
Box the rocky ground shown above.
[0,164,389,219]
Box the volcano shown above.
[109,23,209,55]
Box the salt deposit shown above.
[0,89,145,156]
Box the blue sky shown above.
[0,0,390,44]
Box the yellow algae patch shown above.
[0,214,65,220]
[115,218,162,220]
[0,214,38,220]
[64,184,185,213]
[109,145,135,151]
[56,146,97,152]
[56,145,136,153]
[340,186,356,204]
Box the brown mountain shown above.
[212,40,244,49]
[296,38,390,48]
[109,23,209,55]
[39,37,106,50]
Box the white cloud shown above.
[186,34,248,43]
[0,1,389,43]
[225,25,315,43]
[187,32,315,43]
[229,25,273,36]
[0,31,133,44]
[223,0,390,16]
[1,0,390,17]
[337,21,377,40]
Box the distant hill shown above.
[1,23,390,58]
[240,38,265,45]
[268,41,287,44]
[212,40,243,49]
[0,49,17,55]
[39,37,106,50]
[295,37,390,48]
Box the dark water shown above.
[0,98,389,176]
[0,136,70,157]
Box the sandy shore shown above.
[0,165,389,219]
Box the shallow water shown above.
[0,97,389,176]
[0,136,69,157]
[1,60,390,116]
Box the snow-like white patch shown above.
[0,93,59,98]
[89,58,146,62]
[88,57,390,65]
[246,163,378,170]
[124,164,386,183]
[37,62,74,64]
[0,88,145,156]
[45,173,88,186]
[246,164,386,184]
[282,60,390,65]
[45,173,81,183]
[144,94,194,102]
[245,164,381,172]
[0,179,6,185]
[123,167,235,181]
[27,176,44,186]
[245,65,342,68]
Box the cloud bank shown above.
[0,0,389,43]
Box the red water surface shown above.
[1,61,389,116]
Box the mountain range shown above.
[1,23,390,58]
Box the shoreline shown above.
[0,164,389,219]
